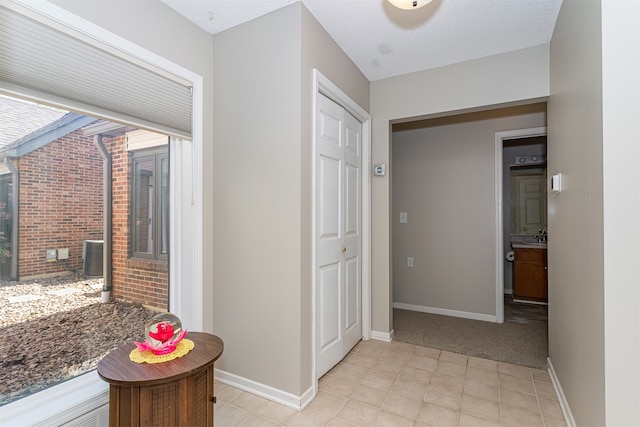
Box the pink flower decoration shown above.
[148,322,175,343]
[134,329,188,355]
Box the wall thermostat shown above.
[373,164,386,176]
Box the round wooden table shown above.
[98,332,224,427]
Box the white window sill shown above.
[0,370,108,427]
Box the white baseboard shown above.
[299,384,315,410]
[393,302,497,322]
[215,369,314,411]
[370,329,394,342]
[547,357,576,427]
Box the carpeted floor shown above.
[393,296,548,369]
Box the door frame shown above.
[312,69,371,390]
[494,126,547,323]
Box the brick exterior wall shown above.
[16,129,103,278]
[104,135,168,310]
[15,129,168,311]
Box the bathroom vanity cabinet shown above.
[513,246,548,303]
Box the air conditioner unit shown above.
[83,240,103,278]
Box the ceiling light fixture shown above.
[387,0,433,10]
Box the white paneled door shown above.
[316,93,362,377]
[516,174,547,234]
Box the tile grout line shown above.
[218,340,564,427]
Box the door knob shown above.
[341,246,347,253]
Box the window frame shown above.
[131,147,169,261]
[0,2,204,425]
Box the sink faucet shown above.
[538,228,547,243]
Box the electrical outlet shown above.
[45,248,57,262]
[407,257,414,267]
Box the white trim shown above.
[190,81,204,331]
[58,404,108,427]
[494,127,547,324]
[312,69,372,389]
[361,115,372,342]
[126,129,168,151]
[168,77,204,332]
[0,371,108,427]
[370,329,395,342]
[215,369,314,412]
[0,1,204,423]
[393,302,497,323]
[547,357,577,427]
[311,75,319,398]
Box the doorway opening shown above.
[495,126,547,322]
[390,105,549,368]
[502,136,548,300]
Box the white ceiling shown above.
[161,0,562,82]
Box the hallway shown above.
[392,298,548,369]
[215,338,565,426]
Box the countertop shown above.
[511,242,547,249]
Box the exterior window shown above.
[0,108,169,407]
[132,148,169,260]
[0,177,12,278]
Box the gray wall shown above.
[549,0,640,425]
[212,2,303,397]
[548,1,605,424]
[371,44,550,333]
[600,1,640,423]
[212,3,369,397]
[392,106,545,317]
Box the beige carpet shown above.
[392,300,548,369]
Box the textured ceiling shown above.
[161,0,562,82]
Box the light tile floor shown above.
[215,339,567,427]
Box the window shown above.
[0,177,12,278]
[132,148,169,260]
[1,2,203,422]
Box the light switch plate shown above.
[399,212,407,223]
[551,173,562,193]
[373,164,386,176]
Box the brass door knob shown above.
[341,246,347,253]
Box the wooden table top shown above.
[97,332,224,386]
